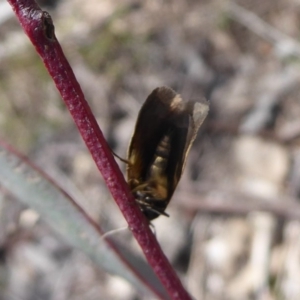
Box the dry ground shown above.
[1,0,300,299]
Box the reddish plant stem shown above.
[7,1,192,299]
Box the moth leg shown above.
[111,149,131,164]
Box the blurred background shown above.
[1,0,300,299]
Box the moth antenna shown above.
[135,199,170,218]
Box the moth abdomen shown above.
[149,135,171,177]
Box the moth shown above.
[127,86,209,220]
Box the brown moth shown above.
[127,86,209,220]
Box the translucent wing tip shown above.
[193,99,209,128]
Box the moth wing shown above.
[127,86,209,202]
[185,101,209,159]
[126,87,179,188]
[162,98,209,200]
[173,100,209,184]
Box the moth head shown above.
[133,188,169,221]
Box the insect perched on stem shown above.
[127,86,209,220]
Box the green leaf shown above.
[0,142,169,299]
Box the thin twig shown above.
[176,190,300,220]
[226,2,300,58]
